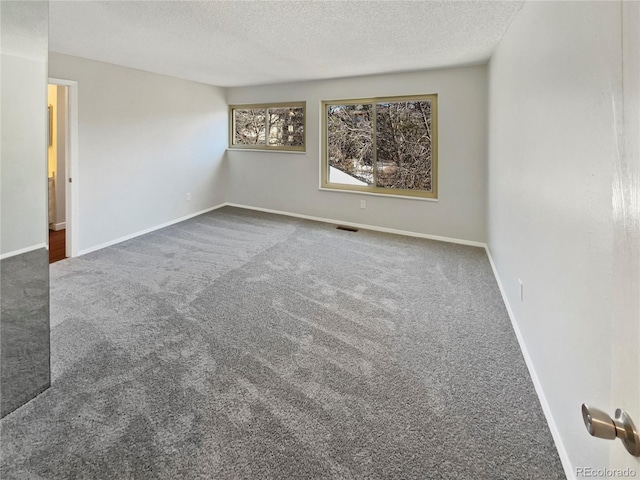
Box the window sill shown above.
[226,148,307,154]
[318,187,439,202]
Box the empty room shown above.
[1,1,638,479]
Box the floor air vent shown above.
[336,225,358,232]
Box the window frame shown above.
[229,101,306,152]
[321,94,438,199]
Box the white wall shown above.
[226,66,487,243]
[487,1,621,476]
[48,53,228,253]
[0,1,49,257]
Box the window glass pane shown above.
[326,104,373,186]
[268,107,304,147]
[234,109,266,145]
[375,100,433,191]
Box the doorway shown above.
[47,77,78,260]
[47,84,68,263]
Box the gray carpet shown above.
[0,207,565,479]
[1,248,50,418]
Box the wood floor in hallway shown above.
[49,229,66,264]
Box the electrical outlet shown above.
[519,279,523,302]
[360,200,366,209]
[186,192,192,201]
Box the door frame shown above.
[48,77,78,258]
[610,0,640,472]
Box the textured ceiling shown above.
[1,1,48,60]
[49,1,524,87]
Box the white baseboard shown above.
[0,243,48,260]
[52,222,66,231]
[78,204,226,256]
[225,203,487,248]
[79,202,485,256]
[484,246,574,480]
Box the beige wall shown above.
[55,85,68,228]
[47,84,57,178]
[46,84,67,230]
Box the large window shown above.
[229,102,305,152]
[321,94,437,199]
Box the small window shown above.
[229,102,305,152]
[321,94,437,199]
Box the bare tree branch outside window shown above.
[234,109,266,145]
[324,96,436,197]
[231,103,305,151]
[376,101,432,191]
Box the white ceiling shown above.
[49,0,524,88]
[2,1,48,60]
